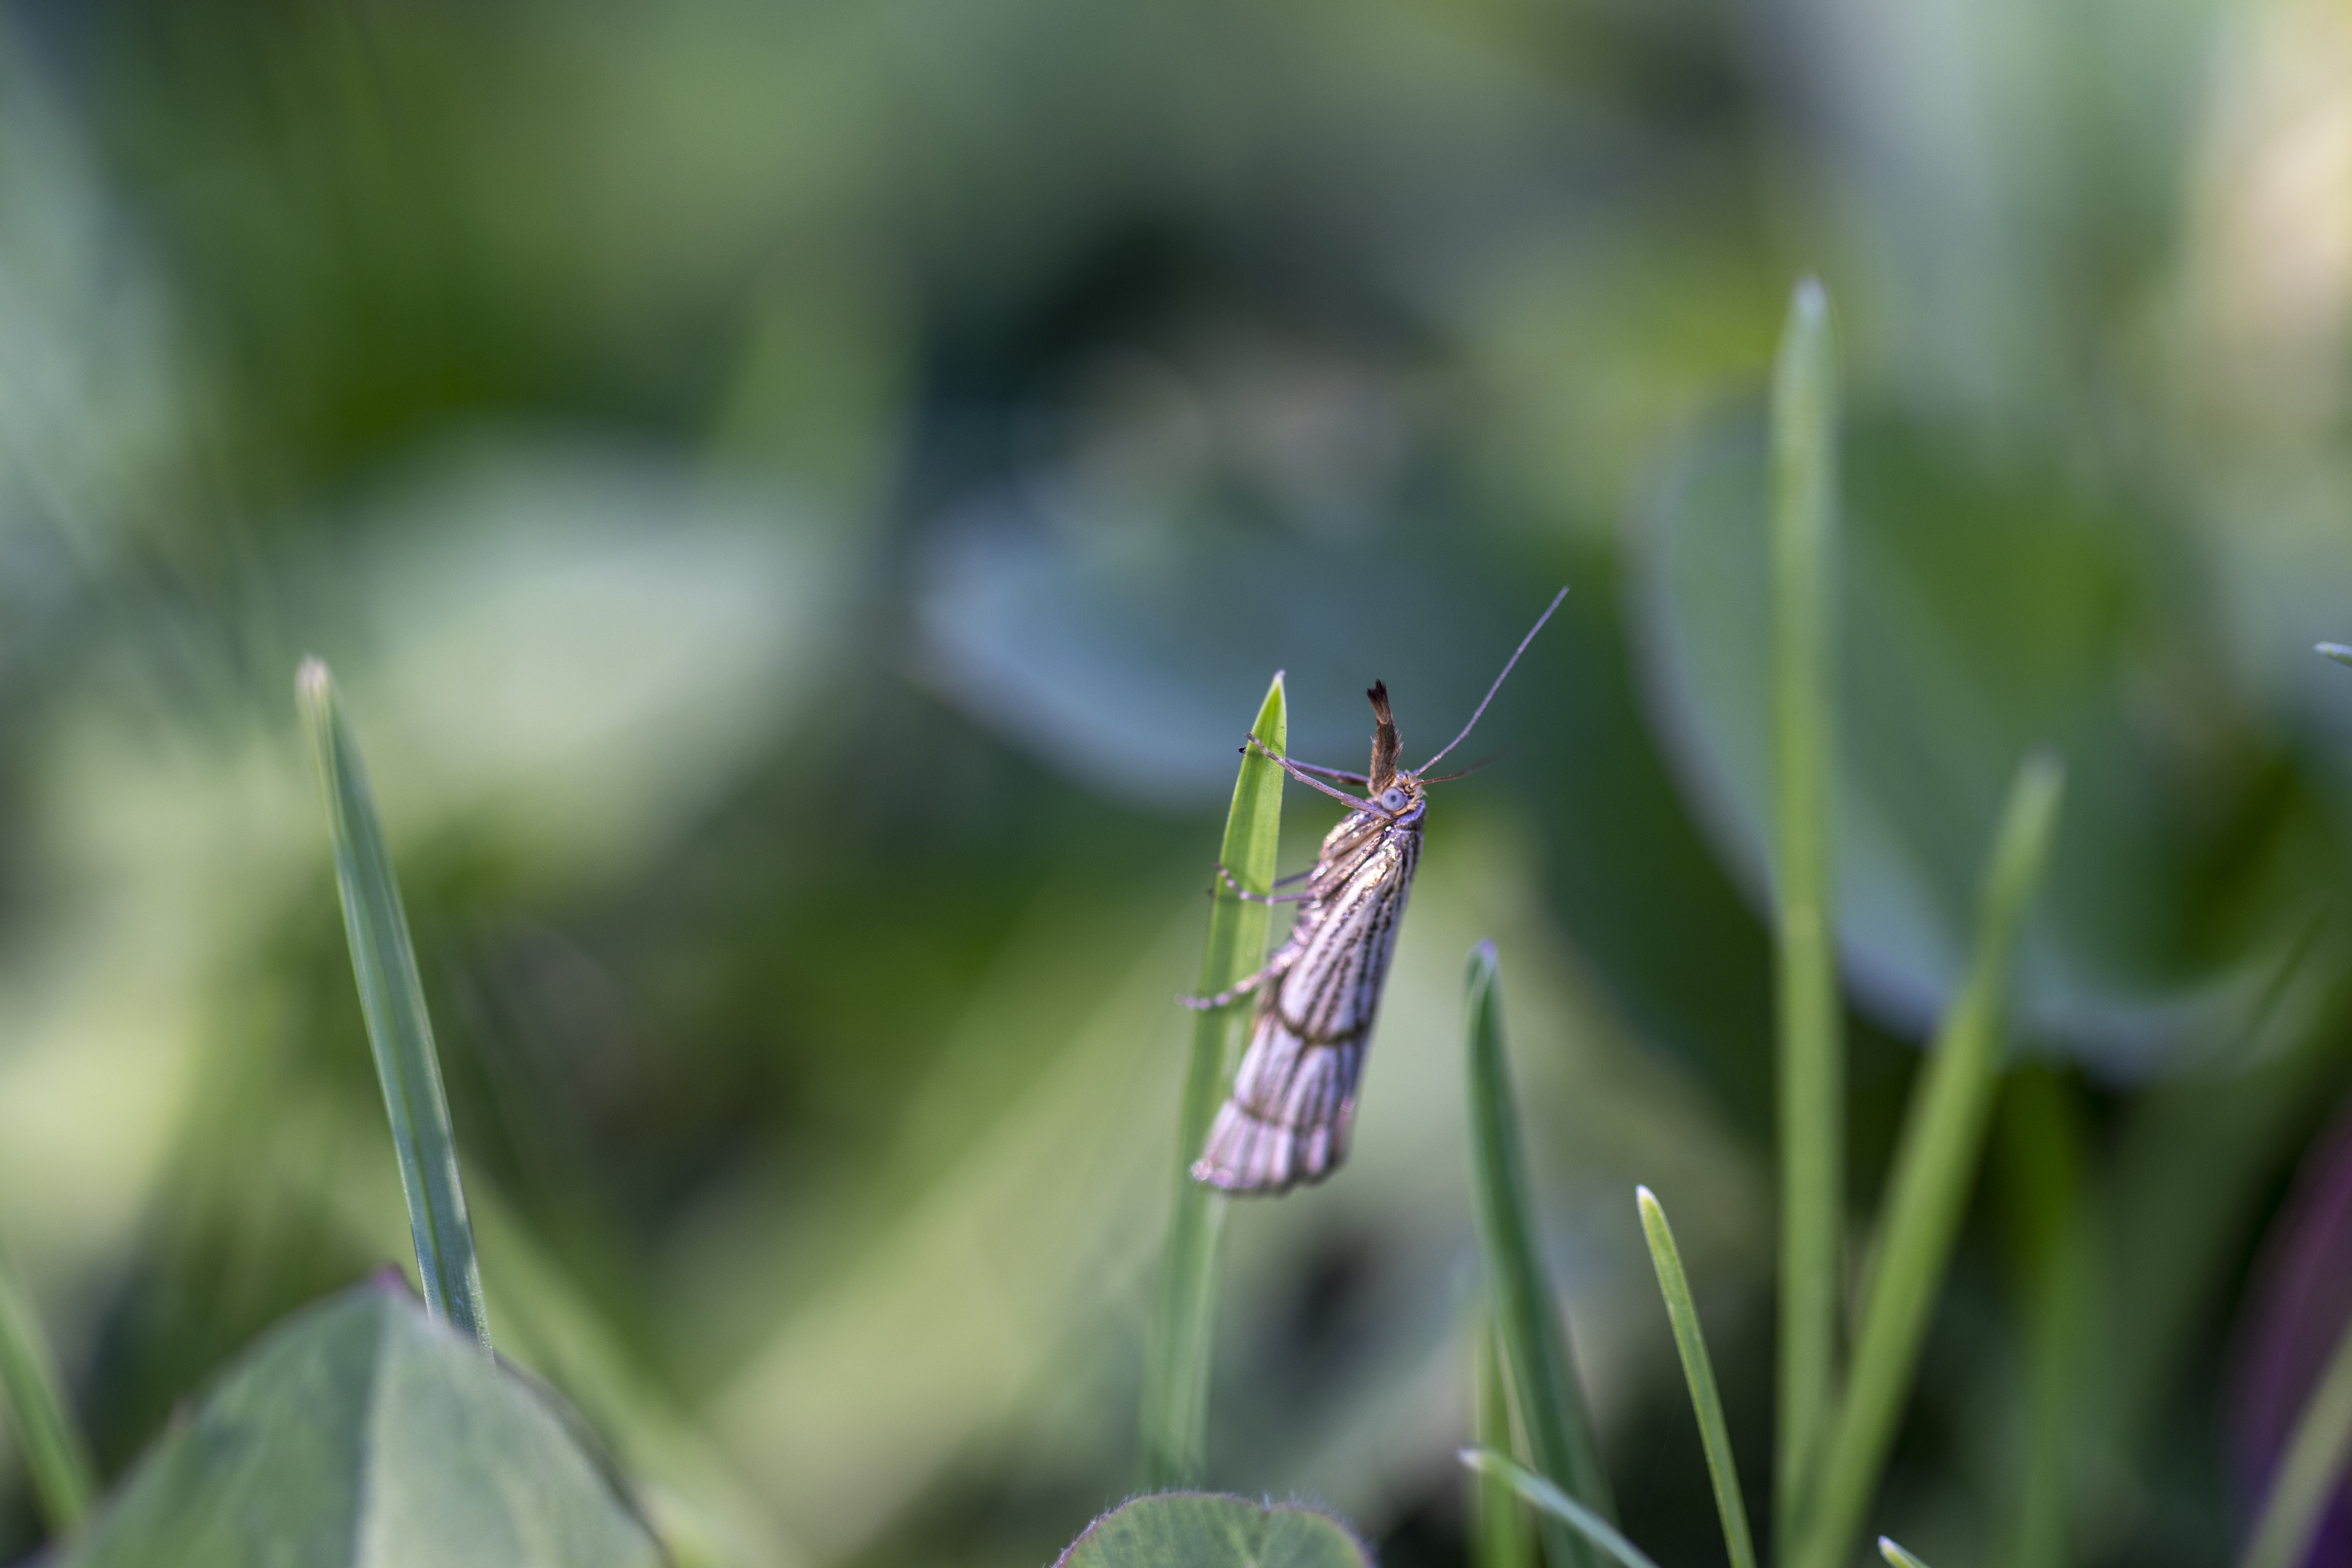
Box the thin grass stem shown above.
[1795,753,2065,1568]
[1139,673,1285,1488]
[2236,1308,2352,1568]
[1460,1449,1656,1568]
[299,659,491,1350]
[1474,1313,1535,1568]
[1770,274,1844,1550]
[1466,942,1613,1568]
[1635,1187,1757,1568]
[0,1236,93,1531]
[1878,1537,1933,1568]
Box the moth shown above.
[1182,587,1569,1195]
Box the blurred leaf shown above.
[709,904,1197,1561]
[1464,940,1612,1568]
[1459,1448,1659,1568]
[301,660,488,1347]
[1140,672,1284,1487]
[915,492,1537,807]
[53,1279,659,1568]
[1769,276,1843,1546]
[469,1194,799,1568]
[1053,1493,1372,1568]
[0,1233,92,1531]
[296,437,852,884]
[2237,1264,2352,1568]
[1636,411,2262,1073]
[1635,1186,1756,1568]
[1878,1538,1933,1568]
[0,15,181,569]
[1798,754,2065,1568]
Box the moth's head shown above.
[1365,682,1424,820]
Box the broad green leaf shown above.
[300,661,488,1347]
[1768,276,1843,1545]
[1140,672,1285,1487]
[1054,1493,1372,1568]
[1465,942,1613,1568]
[53,1279,660,1568]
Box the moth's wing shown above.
[1277,831,1417,1042]
[1192,835,1416,1196]
[1191,1009,1363,1195]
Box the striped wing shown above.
[1192,823,1420,1194]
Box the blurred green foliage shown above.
[2,0,2352,1565]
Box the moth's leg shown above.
[1212,862,1313,904]
[1285,760,1371,786]
[1242,736,1387,816]
[1272,866,1314,887]
[1179,947,1296,1010]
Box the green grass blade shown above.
[1460,1449,1656,1568]
[1796,753,2066,1568]
[1996,1068,2087,1568]
[1635,1187,1757,1568]
[1770,273,1844,1547]
[1473,1314,1535,1568]
[1139,672,1285,1488]
[1878,1537,1933,1568]
[1465,942,1613,1568]
[2317,642,2352,668]
[0,1236,94,1530]
[299,659,491,1350]
[2236,1310,2352,1568]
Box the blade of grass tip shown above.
[1461,1449,1658,1568]
[1636,1187,1757,1568]
[1139,672,1285,1488]
[1770,274,1844,1552]
[1474,1313,1535,1568]
[1466,942,1614,1568]
[2236,1308,2352,1568]
[298,659,490,1350]
[2317,643,2352,668]
[1796,753,2065,1568]
[1878,1537,1933,1568]
[0,1236,94,1531]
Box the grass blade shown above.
[299,659,491,1350]
[1996,1068,2087,1568]
[0,1236,94,1530]
[1796,753,2066,1568]
[1139,672,1285,1488]
[1635,1187,1757,1568]
[1473,1313,1535,1568]
[1770,273,1844,1547]
[2236,1310,2352,1568]
[1878,1538,1933,1568]
[2318,642,2352,668]
[1460,1449,1656,1568]
[1465,942,1613,1568]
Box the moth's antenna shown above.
[1416,586,1568,773]
[1422,749,1508,784]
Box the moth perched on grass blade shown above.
[1181,588,1569,1195]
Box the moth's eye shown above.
[1380,788,1408,811]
